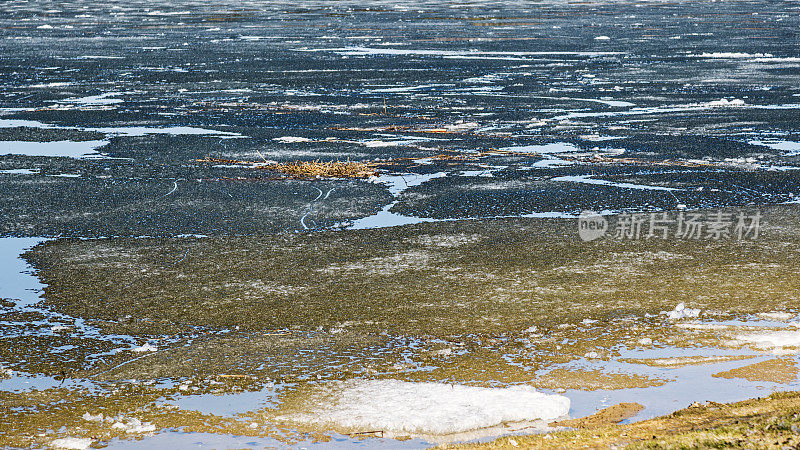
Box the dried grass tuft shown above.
[273,159,377,178]
[196,157,377,179]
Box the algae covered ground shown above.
[0,206,798,447]
[17,206,800,381]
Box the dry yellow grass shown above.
[273,159,377,178]
[196,157,377,179]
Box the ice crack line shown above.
[300,187,335,230]
[159,178,184,199]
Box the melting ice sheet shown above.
[749,139,800,156]
[0,140,110,158]
[0,168,40,174]
[0,118,244,139]
[58,92,127,106]
[303,46,624,59]
[499,142,582,154]
[278,380,570,435]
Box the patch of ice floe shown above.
[131,343,158,352]
[50,437,94,449]
[83,412,156,433]
[280,379,569,435]
[273,136,312,143]
[756,312,797,321]
[0,140,109,158]
[59,92,127,106]
[664,303,701,320]
[734,327,800,354]
[704,98,745,108]
[111,417,157,433]
[499,142,581,154]
[0,119,244,139]
[694,52,773,59]
[749,139,800,156]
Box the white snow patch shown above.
[131,343,158,353]
[76,55,124,60]
[50,438,94,449]
[443,121,480,132]
[0,168,39,174]
[30,82,72,88]
[704,98,745,108]
[88,126,242,138]
[694,52,773,58]
[365,83,450,94]
[82,412,104,422]
[577,98,635,107]
[111,417,157,433]
[306,46,624,59]
[0,140,109,158]
[735,330,800,352]
[665,303,701,320]
[756,312,796,321]
[273,136,312,143]
[749,139,800,155]
[499,142,581,154]
[0,119,244,139]
[676,322,727,330]
[60,92,126,106]
[529,156,576,168]
[362,140,407,147]
[280,379,569,435]
[361,135,436,147]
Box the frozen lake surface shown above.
[1,0,799,448]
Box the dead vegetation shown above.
[272,159,377,178]
[196,157,377,179]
